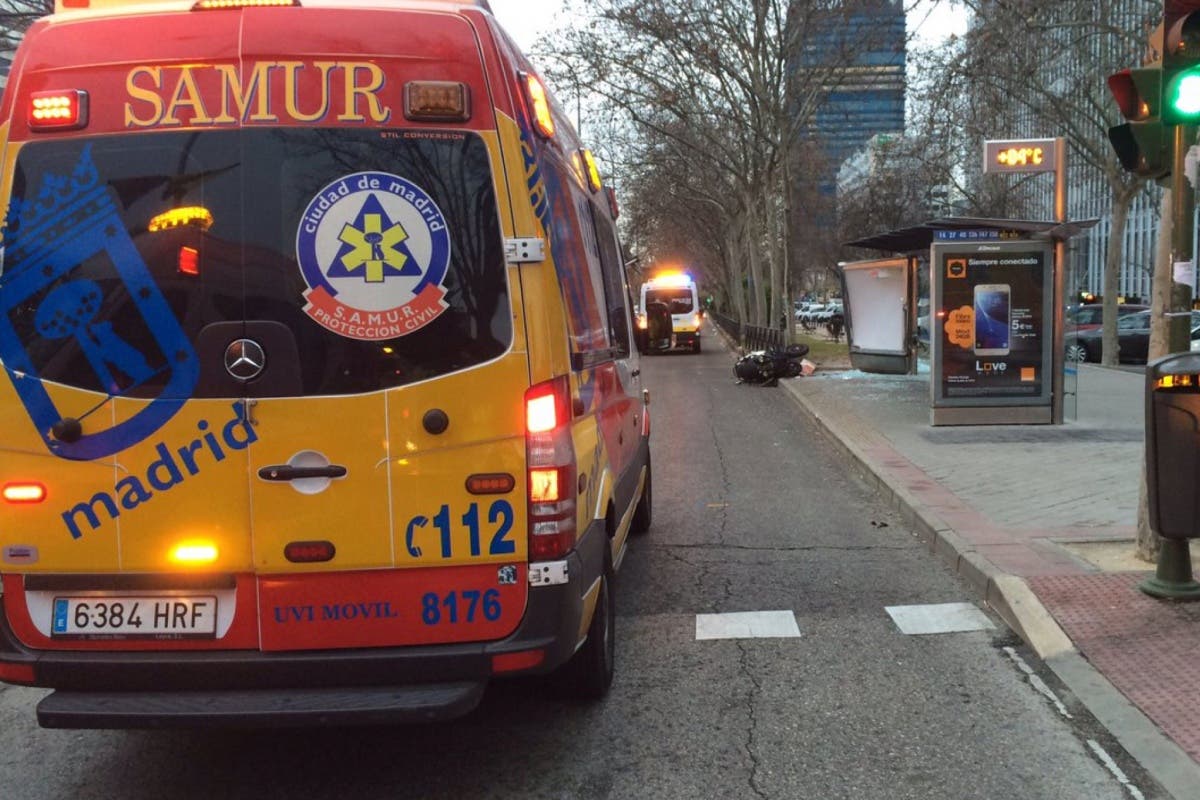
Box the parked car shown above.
[797,302,830,326]
[1066,303,1148,332]
[1065,310,1200,363]
[794,302,819,321]
[812,300,843,323]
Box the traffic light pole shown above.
[1170,125,1196,355]
[1171,125,1195,261]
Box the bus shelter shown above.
[843,217,1097,426]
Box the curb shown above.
[770,369,1200,800]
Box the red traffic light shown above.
[1107,67,1160,121]
[1108,69,1148,120]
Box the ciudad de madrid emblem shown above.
[295,171,451,341]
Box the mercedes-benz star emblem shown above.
[225,339,266,381]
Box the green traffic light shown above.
[1168,68,1200,121]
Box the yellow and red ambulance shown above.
[0,0,651,727]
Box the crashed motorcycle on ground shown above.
[733,343,810,386]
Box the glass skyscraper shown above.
[798,0,907,197]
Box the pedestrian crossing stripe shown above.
[885,602,995,635]
[695,610,801,640]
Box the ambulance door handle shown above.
[258,464,348,481]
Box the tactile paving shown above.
[1029,573,1200,762]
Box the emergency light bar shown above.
[28,91,87,132]
[581,149,602,193]
[148,207,214,233]
[605,187,620,219]
[56,0,297,10]
[647,272,693,287]
[193,0,298,10]
[405,81,471,122]
[521,72,555,138]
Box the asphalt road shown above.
[0,327,1168,800]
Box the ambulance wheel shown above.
[631,458,652,535]
[566,568,615,701]
[693,337,702,353]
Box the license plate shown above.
[51,596,218,638]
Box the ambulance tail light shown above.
[521,72,556,139]
[28,91,87,132]
[178,247,200,276]
[525,377,576,561]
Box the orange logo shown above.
[945,306,974,349]
[947,258,967,279]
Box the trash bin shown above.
[1145,352,1200,540]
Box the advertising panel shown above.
[931,240,1053,410]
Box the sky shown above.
[488,0,971,54]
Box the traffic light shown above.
[1163,0,1200,125]
[1107,67,1171,178]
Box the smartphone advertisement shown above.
[932,241,1052,408]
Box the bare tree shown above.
[538,0,908,329]
[0,1,52,57]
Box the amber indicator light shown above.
[405,81,471,122]
[2,483,46,504]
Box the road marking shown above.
[1003,646,1073,719]
[695,610,801,640]
[1087,739,1146,800]
[885,602,996,635]
[706,503,728,509]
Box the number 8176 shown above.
[421,589,501,625]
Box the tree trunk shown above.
[726,225,748,324]
[1135,188,1171,562]
[744,206,766,326]
[762,178,782,330]
[781,157,793,342]
[1101,185,1134,365]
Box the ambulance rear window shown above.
[646,288,694,314]
[1,129,509,398]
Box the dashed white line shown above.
[1003,646,1072,719]
[1087,739,1146,800]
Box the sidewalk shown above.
[779,362,1200,800]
